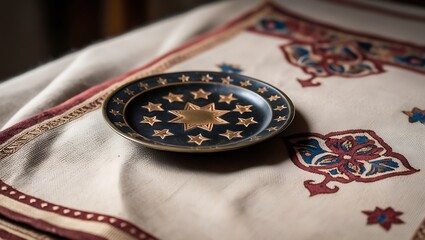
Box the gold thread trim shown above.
[0,5,272,161]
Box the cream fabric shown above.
[1,1,425,240]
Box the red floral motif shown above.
[248,14,425,87]
[281,41,384,87]
[363,207,404,231]
[285,130,419,196]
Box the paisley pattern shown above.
[285,130,419,196]
[248,18,425,87]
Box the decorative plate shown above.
[103,71,294,152]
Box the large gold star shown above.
[188,134,210,145]
[179,74,190,82]
[152,129,174,139]
[274,105,287,111]
[237,117,258,127]
[163,93,184,103]
[190,88,211,99]
[142,102,164,112]
[233,105,252,114]
[168,102,229,131]
[140,116,162,126]
[218,94,237,104]
[221,76,233,84]
[219,130,243,140]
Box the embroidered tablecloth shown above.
[0,1,425,239]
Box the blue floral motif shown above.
[285,130,419,196]
[403,107,425,124]
[249,17,425,87]
[217,63,243,73]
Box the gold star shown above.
[237,117,258,127]
[275,116,287,122]
[163,93,184,103]
[124,88,135,96]
[221,76,233,84]
[109,109,121,116]
[240,80,252,87]
[201,74,213,82]
[113,98,125,105]
[218,94,237,104]
[114,122,127,127]
[266,127,278,132]
[274,105,287,111]
[190,88,211,99]
[188,134,210,145]
[152,129,174,139]
[257,87,268,93]
[219,130,243,140]
[179,74,190,82]
[157,77,167,85]
[233,105,252,114]
[139,82,149,90]
[140,116,162,126]
[268,95,281,101]
[142,102,164,112]
[128,132,141,138]
[169,102,229,131]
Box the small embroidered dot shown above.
[9,191,16,195]
[29,199,36,204]
[110,218,117,223]
[1,186,7,191]
[130,228,137,234]
[97,216,105,221]
[52,206,59,211]
[18,195,26,200]
[74,211,81,216]
[138,233,147,239]
[86,214,94,219]
[63,209,70,214]
[41,203,48,208]
[120,222,127,228]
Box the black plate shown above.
[103,71,294,152]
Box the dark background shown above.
[0,0,217,81]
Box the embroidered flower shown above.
[285,130,418,196]
[363,207,404,231]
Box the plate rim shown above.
[102,71,295,153]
